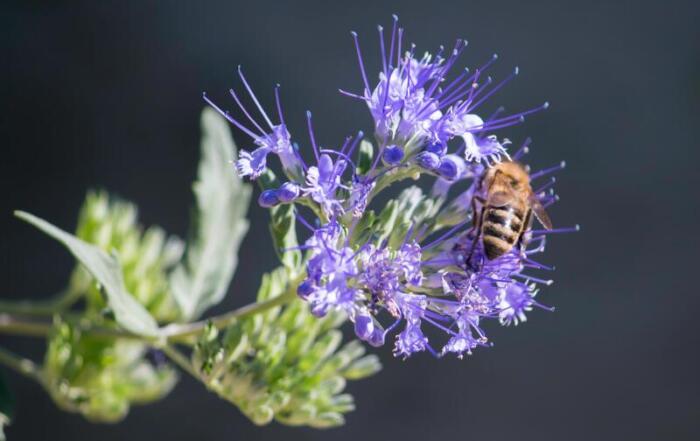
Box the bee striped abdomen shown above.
[482,205,524,260]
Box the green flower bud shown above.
[190,267,381,428]
[342,355,382,380]
[43,319,176,423]
[69,190,183,322]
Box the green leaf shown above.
[356,140,374,175]
[170,108,253,320]
[15,211,159,336]
[269,204,301,270]
[259,170,301,270]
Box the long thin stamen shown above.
[378,25,388,75]
[452,76,493,111]
[543,195,560,209]
[423,220,470,250]
[437,53,498,105]
[440,67,470,98]
[237,66,274,128]
[513,274,553,286]
[295,212,315,232]
[274,84,286,126]
[396,27,404,66]
[344,131,364,157]
[229,88,266,135]
[388,15,398,69]
[524,258,555,271]
[534,177,556,194]
[293,142,309,172]
[351,31,371,95]
[512,137,532,160]
[466,67,519,113]
[203,93,259,139]
[306,111,320,162]
[531,225,580,235]
[338,135,353,154]
[467,103,549,132]
[530,160,566,179]
[339,89,368,100]
[425,39,466,99]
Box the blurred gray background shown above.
[1,0,699,440]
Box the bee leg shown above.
[516,208,533,252]
[466,196,486,270]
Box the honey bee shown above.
[469,161,552,262]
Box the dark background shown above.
[1,0,699,440]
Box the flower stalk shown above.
[0,286,298,343]
[0,289,82,317]
[0,347,45,385]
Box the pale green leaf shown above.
[14,211,159,336]
[356,140,374,175]
[259,169,301,270]
[169,107,253,319]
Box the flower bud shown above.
[297,279,315,299]
[425,141,447,156]
[343,355,382,380]
[353,313,374,341]
[415,151,440,170]
[437,154,466,181]
[258,189,280,207]
[277,182,300,203]
[367,328,386,347]
[382,144,404,165]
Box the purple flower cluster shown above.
[206,17,575,358]
[343,15,548,165]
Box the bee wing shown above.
[529,193,553,229]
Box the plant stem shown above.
[0,313,145,341]
[0,288,298,342]
[161,288,297,340]
[0,314,54,338]
[161,345,199,378]
[0,346,45,385]
[0,289,82,317]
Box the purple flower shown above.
[352,309,386,347]
[441,310,485,358]
[498,282,537,326]
[296,148,572,359]
[347,178,375,218]
[345,17,548,164]
[204,68,303,180]
[209,16,574,361]
[359,241,423,300]
[236,147,270,179]
[302,153,348,216]
[300,222,360,317]
[392,293,429,358]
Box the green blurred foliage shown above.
[193,268,381,428]
[43,319,176,423]
[69,190,184,322]
[42,191,182,422]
